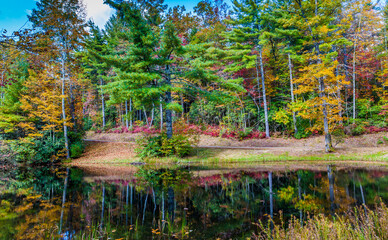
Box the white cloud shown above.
[83,0,115,28]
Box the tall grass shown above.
[253,202,388,240]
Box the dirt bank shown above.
[70,141,136,165]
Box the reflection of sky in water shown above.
[62,232,73,240]
[1,165,388,239]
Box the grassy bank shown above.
[144,148,388,164]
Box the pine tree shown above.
[157,21,183,138]
[0,43,28,138]
[102,0,162,132]
[261,0,307,136]
[100,0,242,139]
[82,23,112,128]
[224,0,271,137]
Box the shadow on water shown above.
[1,163,388,239]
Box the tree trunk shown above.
[258,47,270,138]
[59,168,69,234]
[160,96,163,130]
[142,192,148,224]
[152,187,157,212]
[130,185,133,225]
[267,172,273,218]
[359,182,368,216]
[352,15,362,121]
[336,63,343,124]
[269,172,274,230]
[143,107,149,127]
[319,77,332,152]
[61,57,70,159]
[298,173,303,224]
[314,38,332,152]
[130,98,133,127]
[125,100,129,129]
[327,166,335,215]
[352,43,357,121]
[312,0,331,152]
[168,187,175,223]
[69,81,76,130]
[126,184,129,225]
[121,103,124,126]
[165,65,173,139]
[100,78,106,128]
[101,184,105,230]
[150,104,154,127]
[162,190,165,230]
[288,53,298,135]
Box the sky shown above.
[0,0,204,34]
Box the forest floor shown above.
[69,131,388,171]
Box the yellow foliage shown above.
[293,53,346,133]
[19,64,64,137]
[274,108,290,125]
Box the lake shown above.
[1,163,388,239]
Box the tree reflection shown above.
[1,165,388,239]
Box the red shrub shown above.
[97,123,266,140]
[365,126,388,133]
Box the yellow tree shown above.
[19,64,65,141]
[28,0,87,158]
[294,55,348,135]
[289,0,349,152]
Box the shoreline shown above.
[69,132,388,169]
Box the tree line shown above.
[0,0,387,161]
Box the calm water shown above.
[1,164,388,239]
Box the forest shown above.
[1,0,388,163]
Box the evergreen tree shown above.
[224,0,271,137]
[0,43,28,139]
[82,23,111,128]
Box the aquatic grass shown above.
[72,221,106,240]
[73,221,135,240]
[149,211,190,239]
[253,202,388,240]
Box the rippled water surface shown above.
[1,164,388,239]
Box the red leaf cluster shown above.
[96,124,266,140]
[364,126,388,133]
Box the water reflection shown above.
[1,164,388,239]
